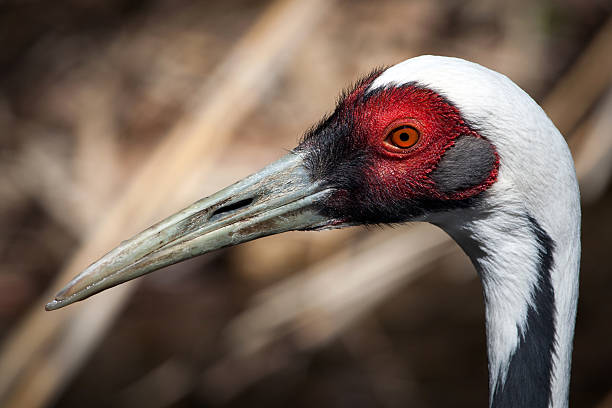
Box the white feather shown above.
[371,56,581,408]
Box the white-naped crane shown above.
[46,56,580,408]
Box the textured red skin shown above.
[344,81,499,202]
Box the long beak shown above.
[46,153,336,311]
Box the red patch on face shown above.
[341,82,499,202]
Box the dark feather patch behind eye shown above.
[431,135,497,195]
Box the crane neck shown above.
[433,199,580,408]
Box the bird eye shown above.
[386,125,419,149]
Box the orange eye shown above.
[387,125,420,149]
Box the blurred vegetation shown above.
[0,0,610,407]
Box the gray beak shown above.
[46,153,335,311]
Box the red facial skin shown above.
[344,78,499,203]
[299,72,500,224]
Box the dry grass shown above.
[0,1,610,407]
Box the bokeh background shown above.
[0,0,611,407]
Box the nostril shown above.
[209,198,254,221]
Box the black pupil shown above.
[399,132,409,142]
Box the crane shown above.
[45,56,580,408]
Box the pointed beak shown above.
[46,153,336,311]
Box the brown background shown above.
[0,0,610,407]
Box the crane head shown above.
[46,55,558,311]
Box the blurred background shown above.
[0,0,611,407]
